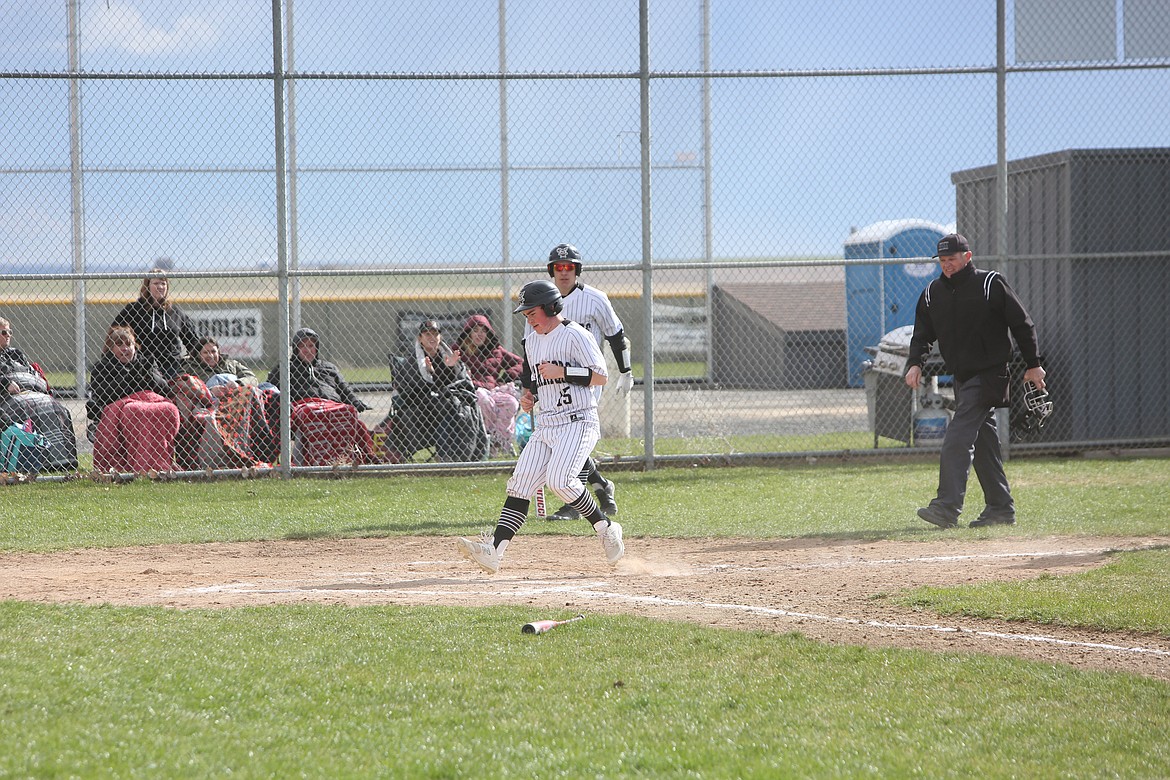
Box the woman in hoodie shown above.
[266,328,373,466]
[111,270,201,380]
[266,328,369,411]
[86,325,180,474]
[455,314,523,454]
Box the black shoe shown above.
[917,506,958,529]
[969,512,1016,528]
[548,504,580,521]
[594,479,618,516]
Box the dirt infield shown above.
[5,534,1169,680]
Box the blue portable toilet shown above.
[844,219,946,386]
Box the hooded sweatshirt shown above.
[111,297,200,378]
[267,328,369,411]
[455,314,523,390]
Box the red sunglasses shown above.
[551,262,576,272]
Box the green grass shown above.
[895,548,1170,637]
[7,459,1170,552]
[632,360,705,378]
[4,458,1170,777]
[2,603,1167,779]
[597,430,885,456]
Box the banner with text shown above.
[188,308,263,361]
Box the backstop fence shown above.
[2,1,1168,479]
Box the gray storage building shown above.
[952,148,1170,442]
[711,281,845,389]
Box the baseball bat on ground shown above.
[522,614,585,635]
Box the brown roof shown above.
[716,281,845,332]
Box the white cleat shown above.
[457,536,500,574]
[600,521,625,565]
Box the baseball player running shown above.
[536,243,633,520]
[457,279,624,574]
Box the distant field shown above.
[1,257,840,303]
[6,274,524,304]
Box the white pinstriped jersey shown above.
[524,319,608,427]
[526,283,622,352]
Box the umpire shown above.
[904,233,1046,529]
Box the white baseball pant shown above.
[506,418,599,504]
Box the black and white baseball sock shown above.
[582,457,607,487]
[566,488,607,527]
[494,495,530,557]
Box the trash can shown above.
[862,325,948,447]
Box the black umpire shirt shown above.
[906,262,1042,384]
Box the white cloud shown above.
[83,2,219,56]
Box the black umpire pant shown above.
[928,374,1013,521]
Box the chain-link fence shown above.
[2,1,1168,480]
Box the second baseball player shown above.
[540,243,633,520]
[457,279,625,574]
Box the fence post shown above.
[639,0,656,470]
[271,0,293,477]
[68,0,87,399]
[996,0,1011,461]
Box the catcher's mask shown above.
[1022,380,1053,429]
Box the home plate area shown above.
[4,534,1169,680]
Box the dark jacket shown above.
[389,343,484,461]
[112,298,201,379]
[907,262,1042,383]
[267,328,369,411]
[393,342,476,408]
[86,352,170,423]
[456,314,523,391]
[1,346,50,394]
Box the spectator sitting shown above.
[267,328,370,411]
[455,314,523,455]
[86,325,180,474]
[1,316,50,395]
[0,316,79,471]
[266,327,373,466]
[169,338,271,470]
[180,337,259,387]
[112,269,201,380]
[385,319,488,463]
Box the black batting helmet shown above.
[547,243,583,276]
[514,279,564,316]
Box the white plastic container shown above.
[913,377,951,447]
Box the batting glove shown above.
[614,371,634,396]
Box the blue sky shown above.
[1,1,1167,272]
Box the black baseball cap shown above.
[933,233,970,258]
[418,319,440,334]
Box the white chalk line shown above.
[167,577,1170,660]
[562,588,1170,659]
[171,579,607,597]
[161,546,1170,660]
